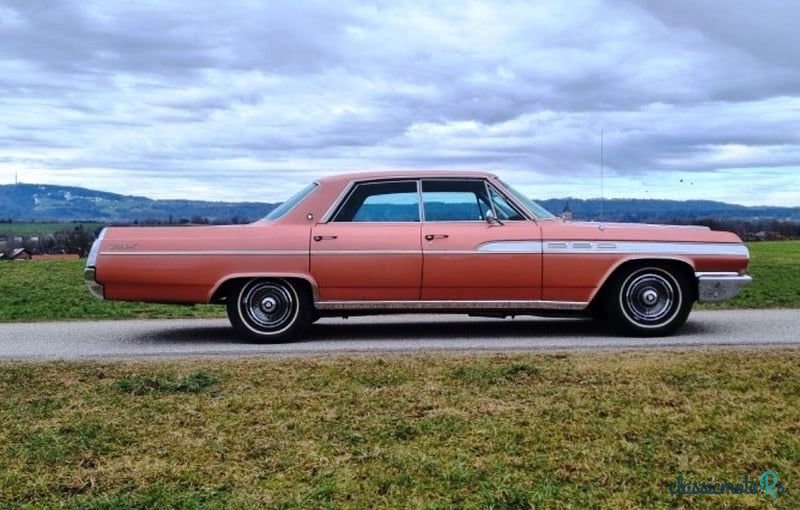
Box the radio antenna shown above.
[600,128,604,223]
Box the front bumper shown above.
[696,272,752,302]
[84,267,104,300]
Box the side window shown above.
[422,180,492,221]
[488,185,526,220]
[333,181,420,222]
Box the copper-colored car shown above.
[85,171,751,341]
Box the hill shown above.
[1,183,798,223]
[0,184,276,222]
[540,198,800,222]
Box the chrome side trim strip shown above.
[98,242,748,258]
[543,241,749,257]
[100,250,308,256]
[311,250,419,255]
[315,300,588,311]
[696,272,752,302]
[477,241,543,253]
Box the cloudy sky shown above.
[1,0,799,205]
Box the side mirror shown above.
[485,209,504,226]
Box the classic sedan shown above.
[85,171,751,341]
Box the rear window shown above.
[264,182,318,220]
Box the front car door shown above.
[311,180,422,302]
[420,179,543,300]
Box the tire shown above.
[226,278,313,343]
[604,264,693,337]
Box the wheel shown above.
[226,278,313,343]
[604,265,693,336]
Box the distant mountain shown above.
[0,184,277,222]
[541,198,800,222]
[1,183,798,223]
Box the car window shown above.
[488,185,526,220]
[333,181,420,222]
[264,182,318,221]
[496,178,556,219]
[422,180,492,221]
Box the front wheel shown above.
[226,278,313,343]
[604,265,693,337]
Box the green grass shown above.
[0,222,105,236]
[0,260,225,322]
[0,351,798,508]
[0,241,797,323]
[701,240,800,309]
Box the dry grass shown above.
[1,350,798,509]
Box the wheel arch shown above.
[208,273,319,304]
[588,256,696,307]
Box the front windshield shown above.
[264,182,318,220]
[497,179,556,219]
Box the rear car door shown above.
[310,180,422,302]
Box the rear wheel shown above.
[226,278,313,343]
[604,265,693,336]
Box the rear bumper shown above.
[84,267,104,300]
[696,272,752,302]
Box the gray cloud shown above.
[1,0,799,206]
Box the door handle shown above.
[313,235,338,241]
[424,234,449,241]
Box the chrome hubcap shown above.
[260,296,278,313]
[642,289,658,305]
[241,282,296,332]
[622,272,678,325]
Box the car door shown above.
[420,179,543,301]
[310,180,422,302]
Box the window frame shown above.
[420,178,496,223]
[322,177,536,224]
[329,179,423,223]
[485,182,527,221]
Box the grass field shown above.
[0,222,105,236]
[0,241,797,323]
[700,240,800,309]
[0,351,797,508]
[0,260,224,322]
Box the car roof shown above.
[317,169,497,185]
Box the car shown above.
[85,170,751,342]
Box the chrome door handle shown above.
[424,234,449,241]
[313,235,338,241]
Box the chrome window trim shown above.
[320,180,357,223]
[328,179,422,223]
[315,299,588,311]
[486,182,528,221]
[488,177,537,221]
[264,181,319,221]
[419,178,505,223]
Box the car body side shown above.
[85,171,750,323]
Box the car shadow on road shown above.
[136,316,716,345]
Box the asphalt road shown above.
[0,309,797,360]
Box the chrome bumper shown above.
[696,272,752,302]
[84,267,104,300]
